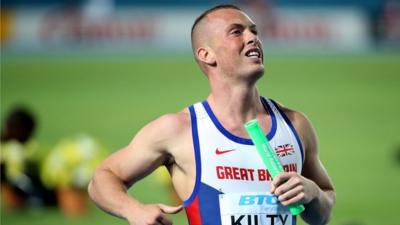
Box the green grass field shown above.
[1,53,400,225]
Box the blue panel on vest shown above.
[198,182,223,225]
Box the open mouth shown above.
[245,48,261,59]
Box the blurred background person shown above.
[1,107,57,210]
[41,134,107,217]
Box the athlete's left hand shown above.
[270,172,320,206]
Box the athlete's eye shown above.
[230,29,242,36]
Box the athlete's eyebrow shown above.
[227,23,244,31]
[226,23,257,32]
[249,24,257,30]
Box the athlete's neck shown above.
[207,78,265,129]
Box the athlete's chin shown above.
[249,65,265,78]
[235,63,265,80]
[240,68,264,82]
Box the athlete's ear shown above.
[197,47,216,66]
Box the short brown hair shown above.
[191,4,242,44]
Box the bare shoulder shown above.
[272,101,312,128]
[272,100,317,154]
[131,108,191,151]
[148,108,191,138]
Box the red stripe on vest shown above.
[185,196,202,225]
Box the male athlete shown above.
[88,4,335,225]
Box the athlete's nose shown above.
[244,29,259,46]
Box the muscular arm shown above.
[88,113,187,225]
[294,110,335,224]
[271,104,336,225]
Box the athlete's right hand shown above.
[127,203,183,225]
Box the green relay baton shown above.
[244,119,305,215]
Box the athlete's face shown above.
[206,9,264,79]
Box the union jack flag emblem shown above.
[274,144,294,157]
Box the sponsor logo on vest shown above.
[239,194,278,206]
[216,148,236,155]
[230,214,288,225]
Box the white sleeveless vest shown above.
[184,97,304,225]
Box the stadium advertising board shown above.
[2,7,369,53]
